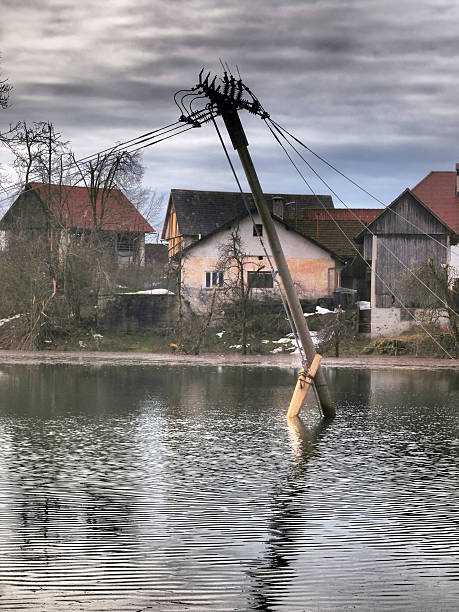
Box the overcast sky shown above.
[1,0,459,223]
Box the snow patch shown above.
[304,305,335,317]
[216,331,226,338]
[121,289,175,295]
[0,314,21,327]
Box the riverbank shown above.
[0,350,458,370]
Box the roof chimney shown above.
[272,196,284,219]
[456,163,459,197]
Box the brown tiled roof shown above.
[411,170,459,233]
[29,182,155,232]
[291,208,379,257]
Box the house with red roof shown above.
[412,163,459,271]
[0,182,155,266]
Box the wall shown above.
[98,293,176,332]
[371,307,449,338]
[181,215,338,313]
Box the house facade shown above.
[357,189,454,338]
[0,182,155,266]
[162,190,341,314]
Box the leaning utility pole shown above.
[176,70,335,418]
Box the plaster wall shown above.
[450,244,459,276]
[371,307,448,338]
[181,216,338,313]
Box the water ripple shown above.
[0,364,457,610]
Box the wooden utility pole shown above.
[220,109,334,418]
[177,71,335,418]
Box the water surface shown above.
[0,364,457,610]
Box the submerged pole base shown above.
[287,354,323,419]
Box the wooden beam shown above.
[287,354,323,418]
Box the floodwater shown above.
[0,364,457,611]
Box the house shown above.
[162,189,342,314]
[161,189,334,256]
[411,163,459,272]
[0,182,155,266]
[356,189,455,338]
[288,207,380,301]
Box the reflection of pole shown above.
[221,108,334,418]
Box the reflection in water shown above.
[0,364,457,610]
[247,416,332,611]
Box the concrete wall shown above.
[451,244,459,276]
[371,307,449,338]
[98,293,176,332]
[181,215,338,314]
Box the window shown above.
[117,232,135,252]
[205,270,224,289]
[400,308,416,321]
[248,271,273,289]
[253,224,263,237]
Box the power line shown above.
[211,114,306,366]
[269,119,450,252]
[0,122,194,207]
[265,120,455,359]
[267,119,456,320]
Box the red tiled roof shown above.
[285,209,378,258]
[411,171,459,233]
[300,208,380,223]
[29,182,155,232]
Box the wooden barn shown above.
[356,189,455,337]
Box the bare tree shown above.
[317,306,357,357]
[0,55,12,110]
[402,260,459,357]
[3,121,71,185]
[217,226,267,354]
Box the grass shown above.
[46,330,172,353]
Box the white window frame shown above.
[204,270,224,289]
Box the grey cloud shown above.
[2,0,459,212]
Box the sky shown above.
[1,0,459,228]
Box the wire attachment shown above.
[174,67,270,128]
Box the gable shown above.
[358,190,452,238]
[0,189,48,230]
[184,215,338,262]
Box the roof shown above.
[180,208,343,262]
[411,170,459,233]
[162,189,334,239]
[355,188,455,241]
[291,208,380,257]
[26,182,154,232]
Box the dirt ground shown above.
[0,349,458,370]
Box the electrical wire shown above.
[269,118,450,252]
[211,114,307,366]
[0,121,194,206]
[267,119,457,322]
[0,121,186,199]
[265,120,455,360]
